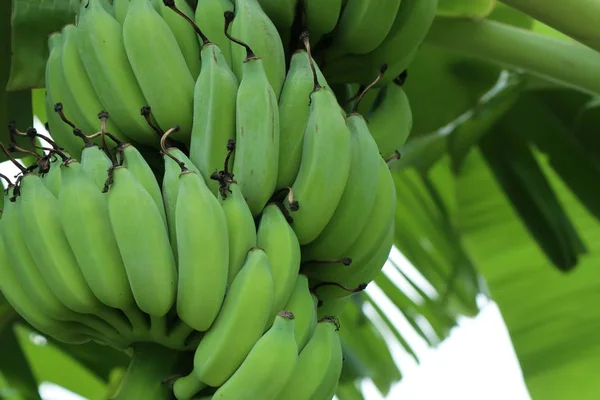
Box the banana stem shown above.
[113,343,179,400]
[499,0,600,53]
[424,17,600,95]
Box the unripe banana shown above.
[302,109,382,261]
[120,143,168,229]
[42,156,63,198]
[175,168,229,331]
[230,42,280,216]
[162,146,199,261]
[107,166,177,317]
[76,1,156,145]
[219,182,257,285]
[45,32,84,157]
[283,274,318,352]
[277,316,343,400]
[257,0,297,48]
[150,0,202,77]
[284,78,352,245]
[257,203,301,315]
[230,0,286,95]
[60,24,129,144]
[123,0,195,140]
[192,248,274,386]
[80,143,114,190]
[194,0,234,67]
[212,311,298,400]
[301,0,342,45]
[367,76,413,155]
[113,0,130,23]
[189,41,238,196]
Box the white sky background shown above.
[1,118,531,400]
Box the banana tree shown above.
[1,0,600,399]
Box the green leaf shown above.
[0,325,41,400]
[456,147,600,399]
[7,0,76,91]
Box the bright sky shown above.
[1,118,532,400]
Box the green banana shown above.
[107,166,177,317]
[277,316,343,400]
[229,38,280,216]
[123,0,195,141]
[257,203,301,315]
[328,0,403,56]
[257,0,297,48]
[275,50,314,190]
[45,32,84,157]
[194,0,234,67]
[42,155,63,198]
[80,143,114,190]
[60,24,129,142]
[219,182,257,286]
[301,0,342,45]
[436,0,496,18]
[120,143,168,229]
[192,247,274,386]
[76,0,156,145]
[175,167,229,331]
[323,0,438,84]
[283,274,318,352]
[366,75,413,155]
[301,105,382,261]
[189,39,238,196]
[211,311,298,400]
[284,58,352,245]
[113,0,130,23]
[151,0,202,77]
[230,0,286,95]
[162,146,200,261]
[304,158,396,287]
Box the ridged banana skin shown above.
[121,143,168,230]
[162,147,200,261]
[176,171,229,331]
[257,0,297,47]
[150,0,202,78]
[231,58,280,216]
[328,0,403,56]
[58,161,134,311]
[113,0,130,23]
[219,183,257,286]
[18,174,99,314]
[0,224,92,345]
[257,204,301,315]
[277,318,342,400]
[324,0,438,84]
[367,81,413,155]
[45,33,84,158]
[123,0,195,141]
[313,322,344,400]
[192,248,274,387]
[301,0,342,44]
[283,275,318,352]
[42,157,63,198]
[285,87,352,245]
[230,0,286,95]
[212,312,298,400]
[76,1,156,145]
[305,158,395,284]
[194,0,234,67]
[302,113,382,261]
[80,144,113,190]
[189,43,238,196]
[108,166,177,317]
[60,24,129,142]
[275,50,314,190]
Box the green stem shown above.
[424,17,600,95]
[113,343,179,400]
[499,0,600,53]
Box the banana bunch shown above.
[0,0,424,397]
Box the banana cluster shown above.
[0,0,429,398]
